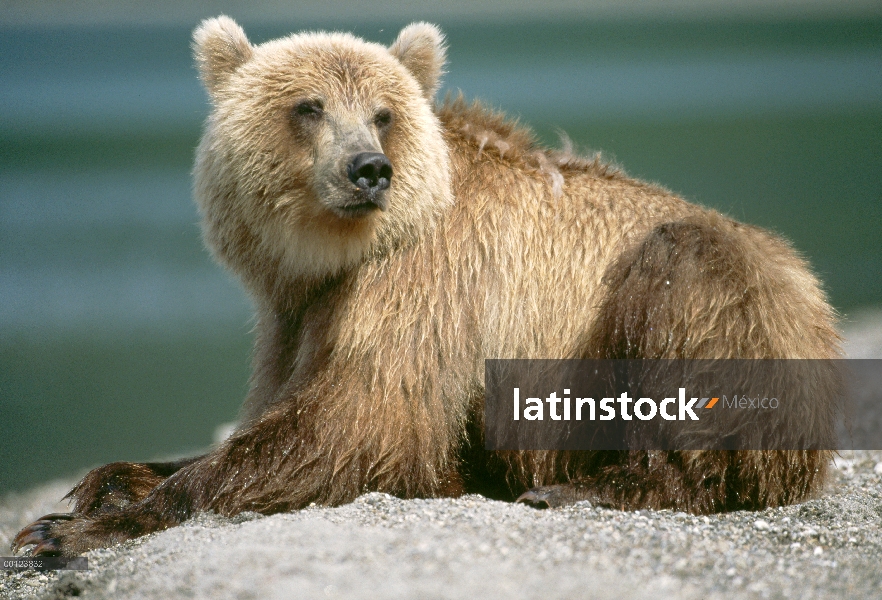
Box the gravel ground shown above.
[2,312,881,600]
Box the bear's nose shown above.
[347,152,393,192]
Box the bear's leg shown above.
[13,418,300,556]
[13,412,312,555]
[14,364,457,555]
[518,213,839,513]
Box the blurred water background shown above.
[1,3,881,493]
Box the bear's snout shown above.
[347,152,393,193]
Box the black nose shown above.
[347,152,393,191]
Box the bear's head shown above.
[192,17,453,296]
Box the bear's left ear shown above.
[389,23,446,100]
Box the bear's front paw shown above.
[12,512,132,557]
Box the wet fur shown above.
[15,19,839,556]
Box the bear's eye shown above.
[373,109,393,128]
[293,100,324,119]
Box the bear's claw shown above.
[516,487,561,509]
[12,527,47,552]
[12,513,87,556]
[29,540,63,557]
[37,512,76,521]
[13,517,62,555]
[517,484,602,509]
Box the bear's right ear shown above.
[193,16,253,97]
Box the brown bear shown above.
[15,17,840,557]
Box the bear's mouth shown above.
[333,191,388,218]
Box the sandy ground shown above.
[2,310,881,600]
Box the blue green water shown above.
[1,18,880,493]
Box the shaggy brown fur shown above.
[15,18,840,556]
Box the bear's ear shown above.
[389,23,446,100]
[193,16,253,97]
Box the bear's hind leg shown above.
[517,212,839,513]
[584,212,839,362]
